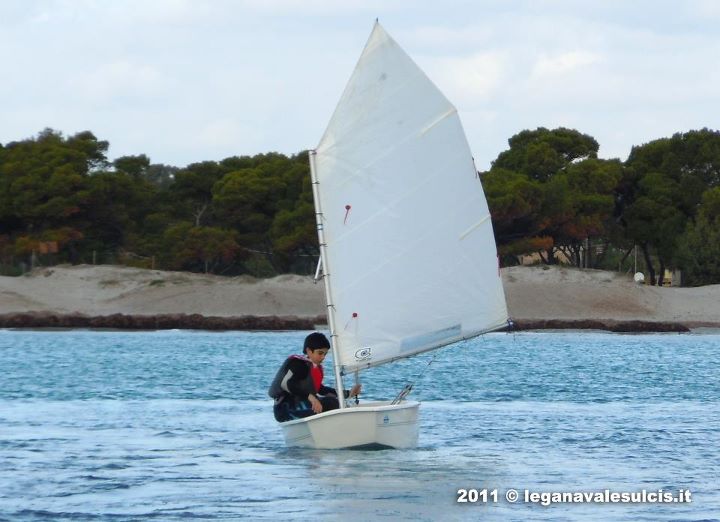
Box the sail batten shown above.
[313,22,509,374]
[421,108,457,136]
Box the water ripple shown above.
[0,330,718,520]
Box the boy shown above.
[269,332,361,422]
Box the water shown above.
[1,330,718,521]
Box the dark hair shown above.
[303,332,330,353]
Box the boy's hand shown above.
[349,384,362,397]
[308,394,323,413]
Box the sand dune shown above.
[503,266,720,326]
[1,264,719,329]
[0,265,325,318]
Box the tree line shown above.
[0,129,316,277]
[1,127,719,285]
[483,127,720,286]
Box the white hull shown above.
[281,401,420,449]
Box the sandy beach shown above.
[1,264,719,330]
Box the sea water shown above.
[0,330,718,521]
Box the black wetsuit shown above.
[269,355,340,422]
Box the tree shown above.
[0,129,324,276]
[270,174,317,273]
[493,127,599,181]
[113,154,151,179]
[79,170,156,254]
[213,167,285,248]
[619,129,720,283]
[554,158,623,266]
[483,128,618,266]
[161,223,242,274]
[676,187,720,285]
[0,129,110,263]
[144,163,179,189]
[170,161,226,226]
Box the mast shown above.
[308,149,346,409]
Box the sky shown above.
[2,0,719,170]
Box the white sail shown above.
[312,22,508,374]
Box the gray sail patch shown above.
[400,324,462,353]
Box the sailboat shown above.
[280,22,509,449]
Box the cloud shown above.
[23,0,211,26]
[408,24,494,50]
[694,0,720,19]
[70,61,169,104]
[196,118,261,151]
[531,51,601,77]
[2,1,719,169]
[233,0,399,15]
[423,52,506,109]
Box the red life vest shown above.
[310,364,323,392]
[287,354,324,393]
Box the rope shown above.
[391,349,442,405]
[389,326,511,404]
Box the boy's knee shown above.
[321,396,339,411]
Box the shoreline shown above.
[0,312,325,331]
[1,312,717,333]
[2,264,720,332]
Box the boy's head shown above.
[303,332,330,355]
